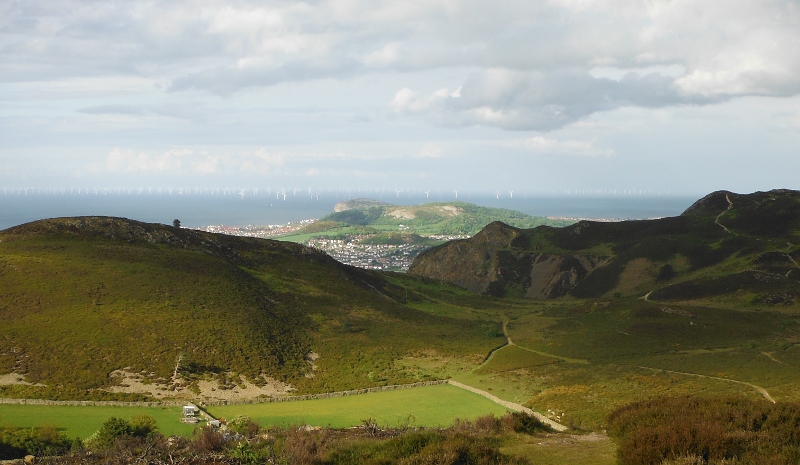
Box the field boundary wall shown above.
[0,398,183,407]
[200,380,449,406]
[0,380,449,408]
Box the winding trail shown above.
[459,320,569,431]
[498,320,588,364]
[481,321,511,364]
[446,380,568,432]
[784,243,800,277]
[714,194,735,234]
[761,351,792,367]
[637,366,775,403]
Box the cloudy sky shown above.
[1,0,799,195]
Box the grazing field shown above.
[0,404,195,439]
[206,384,510,428]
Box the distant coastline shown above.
[0,193,696,231]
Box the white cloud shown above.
[5,0,799,104]
[418,143,443,158]
[390,68,683,130]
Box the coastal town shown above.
[196,221,468,271]
[306,237,422,271]
[196,219,316,238]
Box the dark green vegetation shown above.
[282,198,571,241]
[608,396,800,464]
[0,217,501,398]
[410,189,800,304]
[3,411,553,463]
[0,425,72,459]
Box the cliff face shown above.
[408,222,609,298]
[409,190,800,301]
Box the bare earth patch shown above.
[0,373,39,386]
[535,432,609,445]
[386,208,417,219]
[106,369,294,402]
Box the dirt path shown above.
[501,320,588,364]
[714,194,735,234]
[637,366,775,403]
[783,243,800,277]
[446,380,568,431]
[481,321,512,364]
[761,351,793,367]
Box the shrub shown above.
[607,396,800,465]
[227,415,260,438]
[192,425,227,452]
[501,411,552,435]
[93,417,134,449]
[0,425,71,459]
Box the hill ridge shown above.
[409,189,800,302]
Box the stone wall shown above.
[199,380,449,406]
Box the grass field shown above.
[0,404,195,439]
[393,292,800,431]
[206,384,510,428]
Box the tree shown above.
[173,219,181,228]
[94,417,133,449]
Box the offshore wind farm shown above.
[0,186,697,231]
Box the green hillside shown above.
[410,189,800,305]
[0,217,502,400]
[282,199,572,239]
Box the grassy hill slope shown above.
[0,217,503,400]
[409,190,800,305]
[284,199,572,239]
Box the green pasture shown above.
[393,292,800,431]
[0,404,195,439]
[207,384,510,428]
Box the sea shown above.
[0,191,700,231]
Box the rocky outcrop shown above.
[408,222,608,298]
[410,189,800,300]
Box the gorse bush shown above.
[89,415,159,449]
[607,396,800,465]
[6,411,542,463]
[0,425,71,459]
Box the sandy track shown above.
[637,366,775,403]
[446,380,568,431]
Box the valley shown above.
[1,189,800,463]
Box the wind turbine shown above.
[424,190,430,198]
[508,190,513,199]
[495,190,501,199]
[239,189,245,199]
[395,189,401,198]
[453,190,459,199]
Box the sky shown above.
[1,0,799,196]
